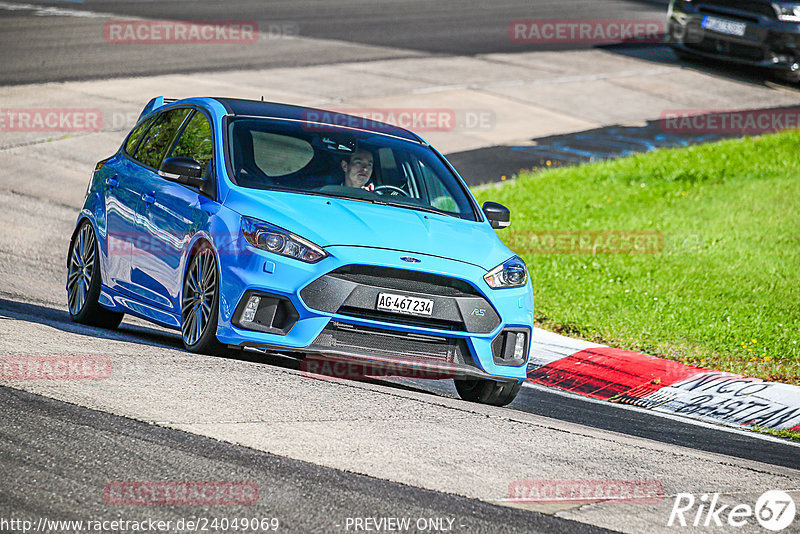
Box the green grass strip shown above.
[473,131,800,384]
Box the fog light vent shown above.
[491,328,529,366]
[233,291,299,335]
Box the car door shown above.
[132,109,216,314]
[102,115,156,294]
[124,107,192,310]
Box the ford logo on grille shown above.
[400,256,421,263]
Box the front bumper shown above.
[214,244,534,382]
[669,0,800,72]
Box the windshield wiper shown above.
[370,199,460,218]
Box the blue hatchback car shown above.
[67,97,534,405]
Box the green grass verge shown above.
[473,131,800,384]
[752,426,800,441]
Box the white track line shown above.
[0,1,113,18]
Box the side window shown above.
[133,108,191,169]
[169,112,214,176]
[124,116,156,155]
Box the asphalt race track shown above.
[1,1,800,533]
[0,0,670,84]
[0,386,607,534]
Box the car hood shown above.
[224,188,514,271]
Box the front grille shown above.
[300,264,502,334]
[311,321,469,362]
[338,306,464,331]
[697,0,776,19]
[328,265,480,298]
[688,36,766,60]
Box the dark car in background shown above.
[668,0,800,80]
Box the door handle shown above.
[106,175,119,189]
[142,192,156,207]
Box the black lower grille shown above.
[688,36,765,60]
[311,321,470,363]
[338,307,463,331]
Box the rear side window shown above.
[169,112,214,176]
[133,108,191,168]
[124,116,155,155]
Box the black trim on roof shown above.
[210,97,423,143]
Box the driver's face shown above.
[342,150,373,188]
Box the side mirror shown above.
[482,201,510,229]
[159,157,204,188]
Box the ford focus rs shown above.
[67,97,534,406]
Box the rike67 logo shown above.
[668,490,796,531]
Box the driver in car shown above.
[341,149,375,191]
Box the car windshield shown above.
[227,117,478,220]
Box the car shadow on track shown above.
[602,43,800,91]
[0,297,449,399]
[0,297,186,351]
[5,301,797,470]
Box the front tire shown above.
[66,221,124,329]
[181,244,226,354]
[454,378,522,406]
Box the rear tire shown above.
[66,221,124,329]
[454,378,522,406]
[181,244,228,355]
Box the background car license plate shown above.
[701,16,746,36]
[376,293,434,316]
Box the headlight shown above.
[241,217,327,263]
[774,2,800,21]
[484,256,528,289]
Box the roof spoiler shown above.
[136,96,179,123]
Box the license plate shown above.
[701,16,746,37]
[376,293,434,316]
